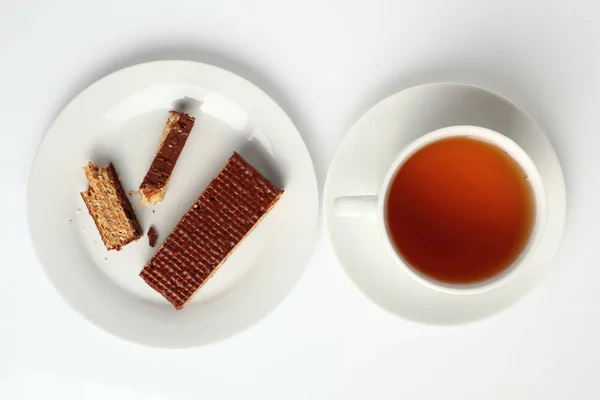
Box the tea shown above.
[385,137,535,284]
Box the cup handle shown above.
[333,195,379,218]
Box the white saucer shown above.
[27,60,319,348]
[324,82,566,324]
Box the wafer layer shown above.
[81,162,143,251]
[140,152,283,309]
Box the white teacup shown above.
[334,125,547,294]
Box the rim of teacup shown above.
[377,125,548,295]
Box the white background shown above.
[1,0,600,399]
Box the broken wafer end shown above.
[139,186,166,205]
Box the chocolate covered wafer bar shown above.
[140,152,283,309]
[81,162,143,251]
[139,111,195,205]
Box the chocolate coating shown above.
[139,111,195,204]
[140,152,283,309]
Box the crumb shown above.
[129,191,137,196]
[147,226,158,247]
[104,257,107,261]
[76,209,81,215]
[68,219,72,225]
[152,209,155,213]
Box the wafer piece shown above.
[147,226,158,247]
[140,152,283,309]
[139,111,195,205]
[81,162,143,251]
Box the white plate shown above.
[27,60,319,348]
[324,83,566,324]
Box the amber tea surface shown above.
[385,137,535,284]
